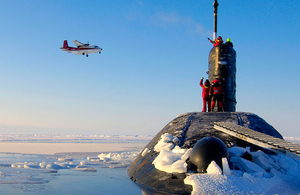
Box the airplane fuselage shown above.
[60,40,102,57]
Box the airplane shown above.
[60,40,102,57]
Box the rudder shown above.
[63,40,68,48]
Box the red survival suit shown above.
[209,36,223,47]
[210,78,225,112]
[200,78,211,112]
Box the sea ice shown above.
[152,133,300,194]
[0,149,141,186]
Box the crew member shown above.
[225,38,233,47]
[210,77,225,112]
[208,36,223,47]
[200,77,211,112]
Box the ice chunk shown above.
[86,157,101,162]
[230,157,266,173]
[222,157,231,176]
[243,172,256,183]
[250,171,264,178]
[154,139,174,152]
[251,150,269,159]
[80,161,88,165]
[39,162,48,169]
[153,150,175,165]
[55,162,74,169]
[170,159,187,173]
[207,161,222,175]
[181,148,192,161]
[153,149,187,173]
[98,153,112,162]
[254,156,273,172]
[245,147,251,154]
[229,146,246,157]
[173,137,180,144]
[87,157,99,161]
[0,172,6,177]
[46,163,61,169]
[58,158,73,162]
[161,133,174,142]
[172,146,187,155]
[275,154,299,172]
[154,133,176,152]
[71,166,96,172]
[109,164,127,168]
[11,163,23,168]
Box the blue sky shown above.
[0,0,299,136]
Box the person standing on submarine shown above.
[208,36,223,47]
[225,38,233,47]
[210,77,225,112]
[200,77,211,112]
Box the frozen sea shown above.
[0,134,165,195]
[0,134,299,195]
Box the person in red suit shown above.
[210,77,225,112]
[200,77,211,112]
[208,36,223,47]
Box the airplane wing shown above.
[73,40,84,47]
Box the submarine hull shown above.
[128,112,282,194]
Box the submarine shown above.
[128,1,300,194]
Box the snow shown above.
[153,133,300,194]
[152,133,192,173]
[154,133,176,152]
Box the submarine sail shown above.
[208,44,236,112]
[209,0,237,112]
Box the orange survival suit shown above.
[200,78,211,112]
[210,77,225,112]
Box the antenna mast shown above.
[213,0,219,40]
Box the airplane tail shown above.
[63,40,69,48]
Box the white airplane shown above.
[60,40,102,57]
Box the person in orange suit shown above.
[208,36,223,47]
[200,77,211,112]
[210,77,225,112]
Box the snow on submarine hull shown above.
[127,112,284,194]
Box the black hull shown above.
[128,112,282,194]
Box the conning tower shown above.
[208,0,237,112]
